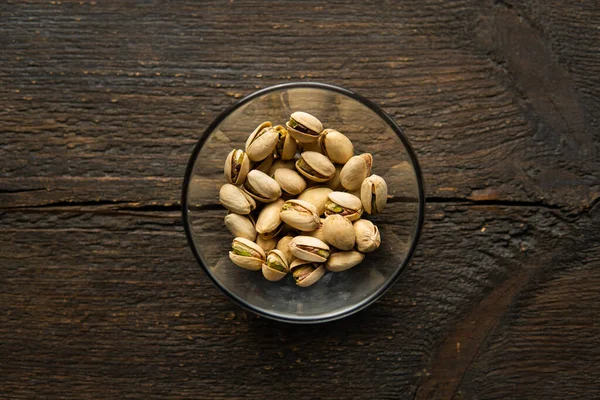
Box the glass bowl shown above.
[182,82,425,323]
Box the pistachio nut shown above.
[255,198,285,239]
[289,235,331,263]
[325,165,343,191]
[252,154,274,174]
[319,129,354,164]
[273,125,297,160]
[324,191,363,221]
[305,218,326,242]
[229,237,265,271]
[340,153,373,191]
[289,259,326,287]
[219,183,256,215]
[325,250,365,272]
[268,159,297,175]
[295,151,335,183]
[273,168,307,196]
[262,249,289,281]
[297,186,332,216]
[276,235,296,264]
[224,213,256,241]
[245,121,278,161]
[224,149,250,185]
[361,174,388,215]
[353,219,381,253]
[279,199,321,231]
[243,169,282,203]
[286,111,323,143]
[322,214,355,250]
[256,234,277,252]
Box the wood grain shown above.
[1,0,599,398]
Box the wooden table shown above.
[2,1,599,398]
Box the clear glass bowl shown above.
[182,82,425,323]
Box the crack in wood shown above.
[118,204,182,212]
[0,199,135,209]
[427,196,562,209]
[0,196,571,213]
[0,188,47,194]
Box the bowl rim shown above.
[181,82,425,324]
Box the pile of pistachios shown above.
[219,111,387,287]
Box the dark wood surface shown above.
[2,1,599,398]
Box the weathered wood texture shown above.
[1,0,599,399]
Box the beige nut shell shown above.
[322,214,355,250]
[245,121,278,161]
[224,149,250,185]
[286,111,323,143]
[224,213,257,241]
[296,151,335,182]
[255,198,285,236]
[219,183,256,215]
[229,237,266,271]
[319,129,354,164]
[280,199,321,231]
[289,235,330,263]
[360,174,388,214]
[340,153,373,191]
[243,170,282,203]
[325,250,365,272]
[273,168,307,196]
[289,259,326,287]
[353,219,381,253]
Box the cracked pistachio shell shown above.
[243,170,282,203]
[319,129,354,164]
[219,183,256,215]
[255,198,284,238]
[262,249,289,281]
[286,111,323,143]
[273,168,307,196]
[296,151,335,183]
[256,235,277,252]
[297,187,332,216]
[276,235,296,264]
[325,250,365,272]
[224,213,256,241]
[280,199,321,231]
[224,149,250,185]
[273,125,297,160]
[324,191,364,221]
[325,165,344,191]
[305,218,326,242]
[322,214,355,250]
[289,235,331,263]
[245,121,278,161]
[229,237,265,271]
[253,154,274,174]
[353,219,381,253]
[361,174,388,215]
[289,259,326,287]
[268,159,297,175]
[340,153,373,191]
